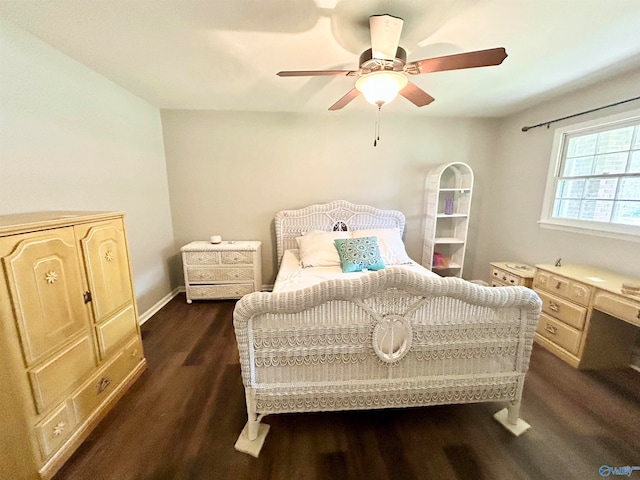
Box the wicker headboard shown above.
[274,200,406,264]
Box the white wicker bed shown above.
[232,200,542,456]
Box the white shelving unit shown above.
[422,162,473,277]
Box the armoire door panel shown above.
[2,229,89,365]
[79,221,133,322]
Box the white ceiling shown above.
[2,0,640,117]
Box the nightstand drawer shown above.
[536,313,582,355]
[537,290,587,330]
[491,267,519,285]
[188,283,254,299]
[186,266,254,283]
[183,251,220,265]
[220,250,253,264]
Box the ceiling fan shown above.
[277,14,508,111]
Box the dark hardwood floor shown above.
[54,294,640,480]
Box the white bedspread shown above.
[273,249,438,293]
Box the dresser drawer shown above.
[187,283,254,300]
[29,335,96,414]
[72,339,141,423]
[536,290,587,330]
[183,251,220,265]
[536,313,582,356]
[186,266,254,283]
[34,401,77,460]
[534,271,592,307]
[594,292,640,327]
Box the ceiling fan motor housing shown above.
[359,47,407,73]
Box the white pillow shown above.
[351,229,413,265]
[295,230,352,267]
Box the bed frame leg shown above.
[493,400,531,436]
[234,397,270,457]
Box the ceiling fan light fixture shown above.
[355,71,408,106]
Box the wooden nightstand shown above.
[181,241,262,303]
[490,262,535,288]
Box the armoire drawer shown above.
[536,290,587,330]
[29,335,96,414]
[72,337,142,423]
[536,313,582,356]
[34,401,77,460]
[95,304,138,358]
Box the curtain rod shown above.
[521,95,640,132]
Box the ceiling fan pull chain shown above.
[373,104,381,147]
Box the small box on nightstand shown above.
[181,240,262,303]
[490,262,535,288]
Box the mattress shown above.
[273,249,438,293]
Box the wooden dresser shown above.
[533,264,640,369]
[0,212,146,479]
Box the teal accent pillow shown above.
[334,236,386,273]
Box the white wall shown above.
[161,109,498,284]
[475,66,640,279]
[0,18,175,313]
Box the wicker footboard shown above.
[233,267,541,454]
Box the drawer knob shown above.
[637,309,640,321]
[502,275,507,281]
[52,421,66,437]
[549,302,559,313]
[555,281,562,289]
[97,376,111,394]
[545,324,557,335]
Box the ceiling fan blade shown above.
[399,82,435,107]
[277,70,356,77]
[329,88,361,111]
[369,14,404,60]
[407,47,508,74]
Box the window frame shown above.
[539,107,640,243]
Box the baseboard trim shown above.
[138,288,181,325]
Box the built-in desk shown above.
[533,264,640,369]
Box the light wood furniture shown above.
[490,262,535,288]
[422,162,473,277]
[533,264,640,369]
[181,241,262,303]
[0,211,146,480]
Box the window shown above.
[540,108,640,241]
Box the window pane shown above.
[556,179,584,198]
[612,201,640,226]
[630,150,640,173]
[579,200,613,222]
[566,133,597,157]
[633,126,640,149]
[553,199,581,219]
[584,178,618,199]
[618,177,640,200]
[593,152,628,175]
[562,155,593,177]
[596,126,634,154]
